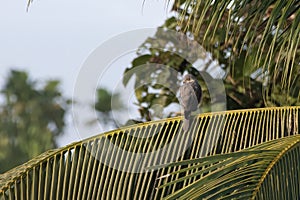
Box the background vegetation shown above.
[0,70,68,173]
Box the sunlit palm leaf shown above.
[149,135,300,199]
[0,107,299,199]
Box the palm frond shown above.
[150,135,300,199]
[172,0,300,104]
[0,106,299,199]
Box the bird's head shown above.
[183,74,196,84]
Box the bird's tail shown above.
[183,111,191,132]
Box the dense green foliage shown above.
[0,70,68,173]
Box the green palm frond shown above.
[149,135,300,199]
[172,0,300,104]
[0,107,299,199]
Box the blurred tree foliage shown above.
[0,70,68,173]
[93,87,124,128]
[123,0,300,121]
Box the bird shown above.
[180,74,202,132]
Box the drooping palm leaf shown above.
[149,135,300,199]
[0,107,299,199]
[172,0,300,105]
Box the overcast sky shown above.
[0,0,171,146]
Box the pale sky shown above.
[0,0,172,146]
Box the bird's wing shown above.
[180,84,199,112]
[192,81,202,103]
